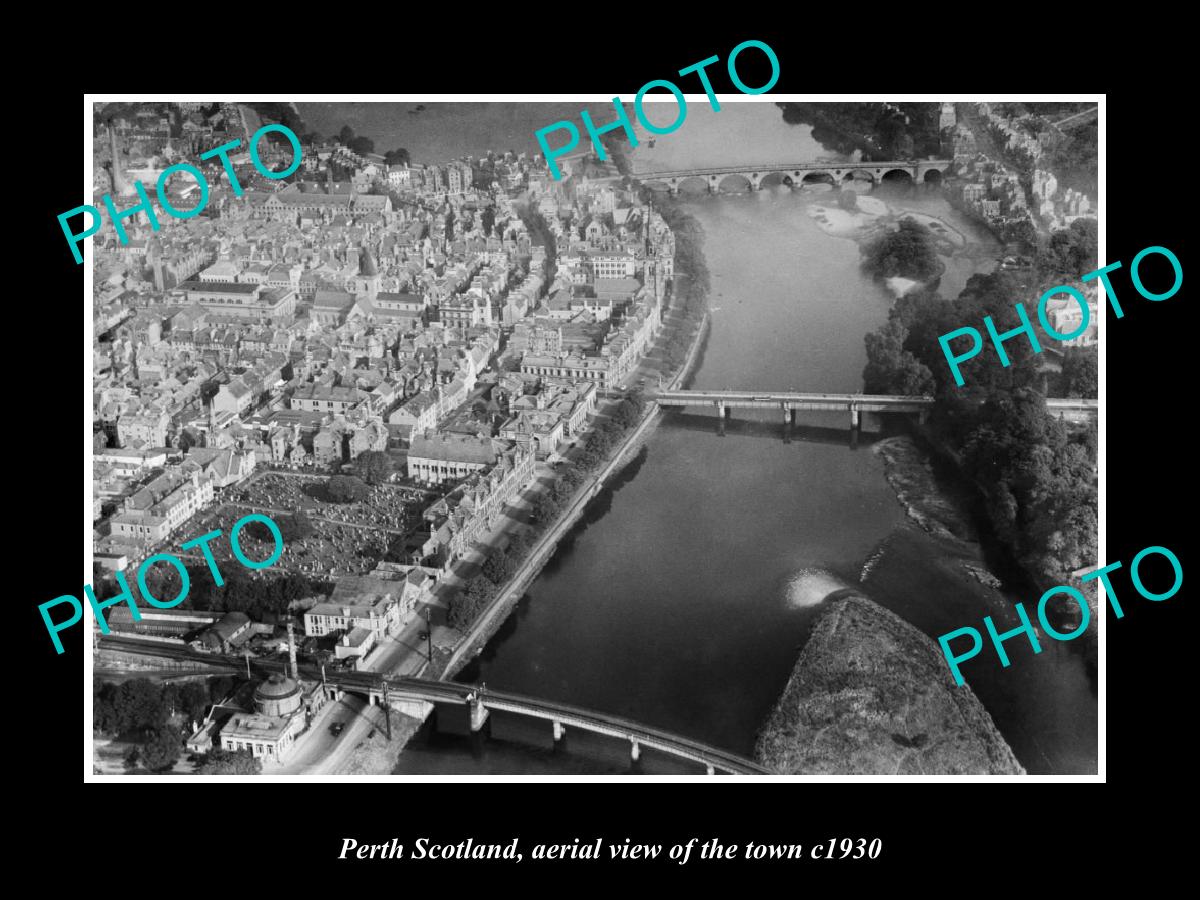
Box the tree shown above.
[208,675,236,704]
[863,318,935,395]
[1039,218,1098,276]
[507,529,535,561]
[448,576,497,630]
[178,682,210,726]
[354,450,393,485]
[861,219,942,281]
[327,475,370,503]
[196,748,262,775]
[108,679,168,736]
[1060,347,1098,398]
[348,136,375,156]
[244,511,312,545]
[338,125,355,145]
[481,548,515,584]
[137,725,182,773]
[384,148,410,166]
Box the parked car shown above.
[328,722,346,737]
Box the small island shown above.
[860,217,946,291]
[755,591,1025,775]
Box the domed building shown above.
[254,674,303,717]
[216,626,328,765]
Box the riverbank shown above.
[334,712,426,775]
[755,588,1025,774]
[433,201,713,682]
[903,425,1098,672]
[873,436,977,546]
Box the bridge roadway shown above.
[96,635,767,775]
[636,159,952,193]
[654,389,1098,425]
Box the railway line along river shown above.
[364,101,1097,775]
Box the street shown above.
[270,693,387,775]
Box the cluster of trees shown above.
[95,676,236,773]
[1059,347,1098,399]
[448,574,498,631]
[243,511,313,544]
[134,562,332,623]
[861,219,943,282]
[353,451,394,485]
[778,102,943,160]
[193,570,330,622]
[446,393,646,631]
[195,748,262,775]
[514,204,558,297]
[651,197,710,374]
[961,389,1097,585]
[247,103,319,145]
[1035,218,1098,279]
[336,125,375,157]
[862,265,1098,586]
[1038,126,1098,196]
[327,474,371,503]
[332,124,409,166]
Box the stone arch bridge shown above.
[640,160,951,194]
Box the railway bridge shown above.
[96,636,767,775]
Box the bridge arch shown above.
[880,168,915,187]
[675,175,709,195]
[758,171,787,189]
[922,168,944,186]
[640,177,671,194]
[841,171,875,190]
[801,171,836,188]
[717,173,753,192]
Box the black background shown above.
[20,25,1190,885]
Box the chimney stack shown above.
[287,620,299,681]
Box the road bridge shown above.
[96,636,766,775]
[637,159,952,194]
[653,389,1097,438]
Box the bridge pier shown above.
[469,696,490,733]
[849,406,861,450]
[716,401,728,436]
[552,720,564,742]
[630,738,641,762]
[706,764,715,776]
[782,405,792,443]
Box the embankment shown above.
[440,403,664,680]
[755,589,1024,775]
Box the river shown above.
[322,100,1099,775]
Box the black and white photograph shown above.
[76,94,1107,781]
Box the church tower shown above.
[358,243,381,300]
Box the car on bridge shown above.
[328,721,345,737]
